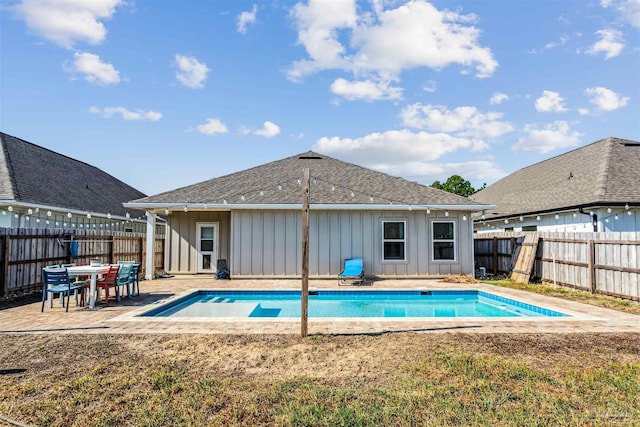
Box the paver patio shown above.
[0,277,638,335]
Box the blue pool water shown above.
[141,290,568,318]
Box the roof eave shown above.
[124,201,494,212]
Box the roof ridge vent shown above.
[298,155,323,159]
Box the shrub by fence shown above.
[0,228,165,297]
[474,232,640,301]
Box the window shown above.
[522,225,538,231]
[432,221,455,261]
[382,220,406,261]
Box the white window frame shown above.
[381,219,407,262]
[431,220,457,262]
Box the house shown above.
[0,132,147,232]
[471,137,640,233]
[125,151,492,279]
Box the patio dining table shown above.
[66,265,111,309]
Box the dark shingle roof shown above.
[132,151,483,207]
[0,132,146,216]
[471,137,640,218]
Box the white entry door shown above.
[196,223,218,273]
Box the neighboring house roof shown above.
[471,137,640,219]
[0,132,146,216]
[129,151,487,209]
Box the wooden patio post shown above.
[301,168,310,337]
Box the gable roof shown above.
[129,151,488,210]
[0,132,146,216]
[471,137,640,219]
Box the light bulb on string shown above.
[47,210,52,217]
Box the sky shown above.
[0,0,639,197]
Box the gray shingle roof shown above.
[471,137,640,218]
[132,151,484,207]
[0,132,146,216]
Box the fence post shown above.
[587,239,596,293]
[108,238,114,264]
[492,237,498,274]
[0,235,7,297]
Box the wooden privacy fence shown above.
[474,232,640,301]
[0,228,165,297]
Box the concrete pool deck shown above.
[0,277,638,335]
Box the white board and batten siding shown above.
[230,209,474,277]
[165,211,230,273]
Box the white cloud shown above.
[288,0,498,85]
[237,4,258,34]
[585,86,629,111]
[175,54,210,89]
[89,106,162,121]
[578,108,590,115]
[196,118,228,135]
[11,0,124,49]
[513,121,583,154]
[586,29,624,59]
[312,130,502,185]
[253,121,281,138]
[375,160,506,186]
[422,80,437,93]
[489,92,509,105]
[600,0,640,28]
[400,104,513,138]
[313,130,487,166]
[67,52,120,85]
[535,90,568,113]
[330,78,403,101]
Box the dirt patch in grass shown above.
[440,274,478,284]
[1,333,639,426]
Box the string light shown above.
[126,212,131,219]
[47,210,52,217]
[27,208,33,215]
[87,213,91,219]
[625,203,629,210]
[444,211,449,217]
[259,191,264,197]
[67,212,72,218]
[331,185,335,191]
[107,213,112,219]
[536,215,541,221]
[427,208,431,214]
[462,215,467,221]
[607,207,612,214]
[7,206,13,212]
[504,218,509,224]
[183,206,188,212]
[519,216,524,221]
[165,208,170,215]
[278,185,282,191]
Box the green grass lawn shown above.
[1,333,638,426]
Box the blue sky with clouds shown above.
[1,0,638,196]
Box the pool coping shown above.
[109,286,602,323]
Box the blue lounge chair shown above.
[338,258,364,286]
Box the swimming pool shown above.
[141,290,568,319]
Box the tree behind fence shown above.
[474,231,639,301]
[0,228,165,297]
